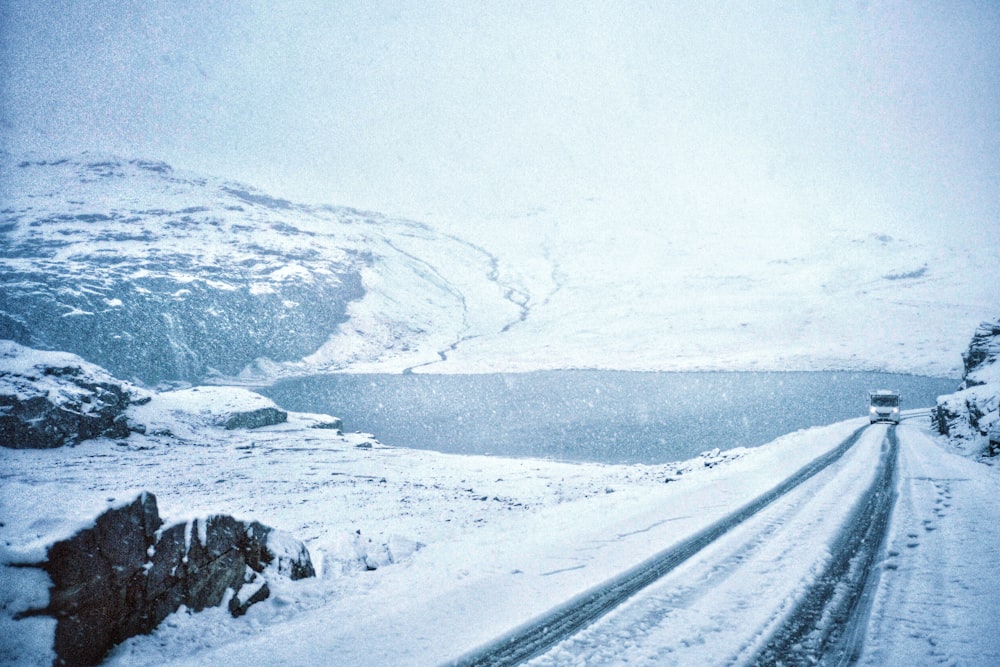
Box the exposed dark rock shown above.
[228,574,270,618]
[961,318,1000,388]
[222,406,288,430]
[42,494,162,666]
[24,492,314,667]
[882,266,928,281]
[0,266,364,385]
[934,385,996,438]
[933,318,1000,456]
[0,341,147,449]
[310,416,344,430]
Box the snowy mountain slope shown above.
[2,152,994,382]
[426,202,1000,377]
[0,154,523,384]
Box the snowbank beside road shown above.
[860,426,1000,666]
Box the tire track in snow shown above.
[530,447,864,665]
[749,426,899,666]
[445,425,870,667]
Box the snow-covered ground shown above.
[860,426,1000,665]
[3,390,997,665]
[2,156,998,664]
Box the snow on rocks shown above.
[320,531,425,574]
[127,386,288,437]
[1,155,525,385]
[962,318,1000,386]
[0,371,735,666]
[933,318,1000,457]
[0,340,149,449]
[4,491,314,667]
[0,360,334,665]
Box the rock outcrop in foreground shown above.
[933,318,1000,456]
[0,340,148,448]
[19,492,314,667]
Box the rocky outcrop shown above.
[934,384,998,441]
[222,406,287,430]
[131,385,290,433]
[18,492,314,667]
[960,319,1000,387]
[309,415,344,430]
[933,318,1000,456]
[0,341,148,449]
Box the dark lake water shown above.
[259,371,957,465]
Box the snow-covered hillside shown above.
[3,153,999,665]
[423,200,1000,377]
[0,154,522,384]
[2,153,996,382]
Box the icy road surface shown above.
[2,404,998,666]
[519,425,892,666]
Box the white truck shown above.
[869,389,901,424]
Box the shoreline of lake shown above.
[259,370,957,465]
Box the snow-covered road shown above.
[454,424,875,666]
[455,425,887,666]
[3,404,998,666]
[520,422,1000,666]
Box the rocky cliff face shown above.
[933,318,1000,456]
[958,319,1000,387]
[0,157,367,385]
[16,492,314,667]
[0,340,148,448]
[1,155,517,384]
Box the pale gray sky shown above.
[2,1,998,238]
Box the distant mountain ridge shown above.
[0,154,522,384]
